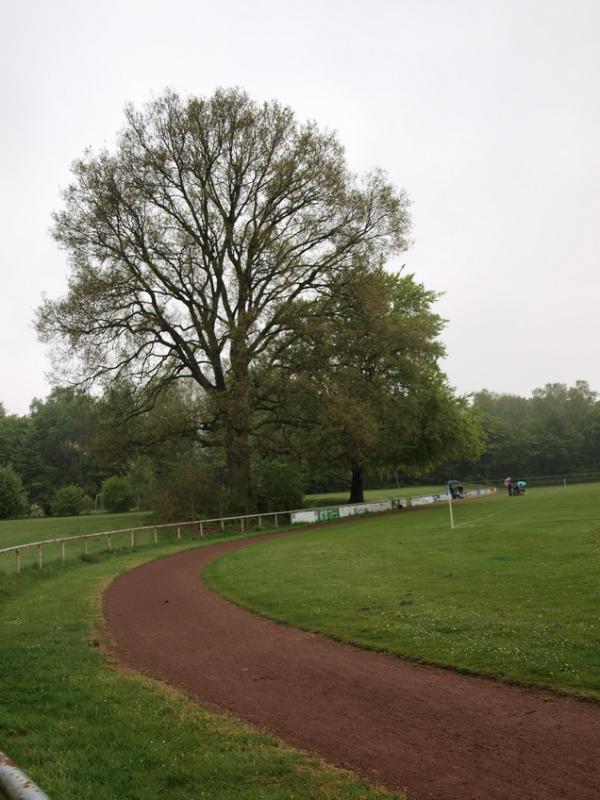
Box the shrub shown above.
[101,476,134,513]
[253,458,306,513]
[125,456,156,509]
[0,465,28,519]
[151,455,227,522]
[80,494,94,514]
[51,484,85,516]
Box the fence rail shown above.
[0,751,49,800]
[0,508,295,576]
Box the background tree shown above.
[101,476,134,513]
[256,267,481,501]
[125,455,156,509]
[37,88,411,512]
[0,465,28,519]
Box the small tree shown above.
[125,456,156,509]
[51,484,85,516]
[102,475,134,513]
[253,458,306,513]
[0,465,28,519]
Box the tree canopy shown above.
[37,88,411,510]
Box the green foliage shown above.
[151,454,228,521]
[101,476,134,513]
[51,484,86,516]
[125,455,156,509]
[260,267,481,500]
[0,465,28,519]
[436,380,600,482]
[253,458,306,512]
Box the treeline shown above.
[430,381,600,483]
[1,380,597,519]
[0,384,247,520]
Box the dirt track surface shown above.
[103,530,600,800]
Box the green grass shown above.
[0,540,401,799]
[0,510,152,548]
[0,511,154,573]
[305,485,451,507]
[205,484,600,700]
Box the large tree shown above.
[37,88,410,511]
[257,267,481,501]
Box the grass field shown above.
[205,484,600,700]
[0,511,154,574]
[0,538,401,799]
[305,486,449,506]
[0,510,152,549]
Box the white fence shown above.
[0,511,287,576]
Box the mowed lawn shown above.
[0,511,153,573]
[305,485,449,506]
[0,541,401,800]
[0,511,152,549]
[205,484,600,700]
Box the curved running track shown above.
[103,530,600,800]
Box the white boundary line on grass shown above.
[451,512,499,530]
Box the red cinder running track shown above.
[103,530,600,800]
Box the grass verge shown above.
[0,536,402,799]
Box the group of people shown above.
[504,477,527,496]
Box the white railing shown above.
[0,509,290,576]
[0,751,49,799]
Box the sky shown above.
[1,0,599,415]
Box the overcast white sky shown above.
[1,0,599,414]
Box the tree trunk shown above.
[225,428,253,514]
[349,464,365,503]
[221,350,254,514]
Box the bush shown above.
[80,494,94,514]
[125,456,156,509]
[51,484,85,516]
[0,465,28,519]
[101,476,134,513]
[151,455,227,522]
[253,458,306,513]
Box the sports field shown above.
[205,484,600,699]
